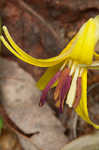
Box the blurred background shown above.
[0,0,99,150]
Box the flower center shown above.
[54,60,84,111]
[39,59,84,112]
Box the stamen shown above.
[79,68,84,77]
[73,77,82,108]
[59,75,72,112]
[72,67,83,108]
[60,60,67,71]
[69,62,76,76]
[66,65,80,107]
[54,68,70,100]
[39,71,61,106]
[68,60,72,68]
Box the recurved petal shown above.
[1,26,71,67]
[37,63,62,90]
[75,69,99,129]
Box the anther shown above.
[54,68,70,100]
[73,77,82,108]
[40,71,61,106]
[72,67,83,108]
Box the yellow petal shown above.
[60,15,99,63]
[69,18,96,65]
[75,69,99,129]
[37,63,62,90]
[2,26,71,67]
[0,36,34,63]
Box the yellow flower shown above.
[0,16,99,128]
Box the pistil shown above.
[66,65,80,107]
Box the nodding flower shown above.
[1,16,99,129]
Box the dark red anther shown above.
[59,75,72,113]
[39,71,61,106]
[73,77,82,108]
[54,68,70,100]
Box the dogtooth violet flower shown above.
[0,16,99,129]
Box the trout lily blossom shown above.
[0,16,99,129]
